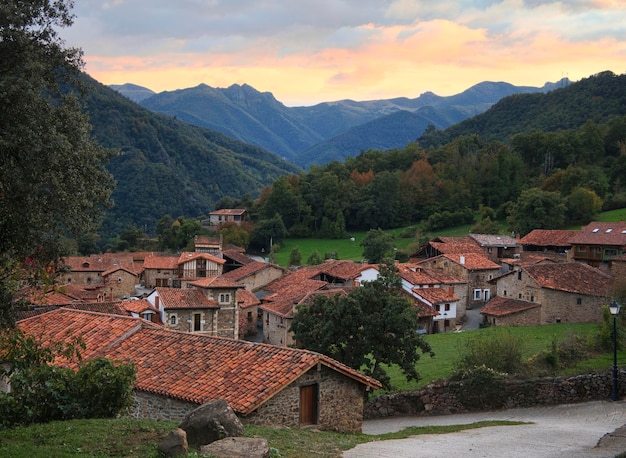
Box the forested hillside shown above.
[79,76,301,239]
[249,72,626,245]
[126,80,562,167]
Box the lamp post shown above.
[609,300,621,401]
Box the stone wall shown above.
[365,369,626,419]
[243,366,366,433]
[131,391,198,422]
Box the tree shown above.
[565,187,602,225]
[249,213,288,251]
[506,188,567,236]
[288,247,302,267]
[0,0,115,326]
[307,250,323,265]
[291,262,433,390]
[360,228,395,263]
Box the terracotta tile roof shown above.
[499,252,565,268]
[58,284,104,302]
[441,253,501,270]
[210,209,247,216]
[397,264,441,286]
[469,233,519,247]
[223,250,257,266]
[189,276,242,289]
[428,236,485,255]
[17,309,381,413]
[481,296,541,317]
[155,287,218,309]
[400,290,438,318]
[178,252,226,265]
[568,221,626,246]
[237,289,261,310]
[220,261,279,282]
[61,254,136,273]
[519,229,577,247]
[64,301,130,316]
[318,260,369,280]
[102,266,138,278]
[142,254,180,270]
[523,262,614,296]
[260,279,328,318]
[120,299,160,315]
[412,287,458,304]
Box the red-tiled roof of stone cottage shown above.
[499,252,564,269]
[177,251,226,266]
[120,299,160,316]
[397,264,442,286]
[317,260,370,280]
[220,261,283,283]
[400,290,438,318]
[102,266,138,278]
[260,279,328,318]
[440,253,501,270]
[142,254,180,270]
[412,287,459,305]
[237,288,261,310]
[519,229,578,247]
[189,276,241,289]
[155,287,218,309]
[17,309,381,413]
[428,236,485,254]
[61,253,136,273]
[522,262,614,297]
[222,250,256,266]
[569,221,626,246]
[481,296,541,317]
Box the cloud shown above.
[64,0,626,105]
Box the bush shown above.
[449,365,508,410]
[455,330,524,376]
[0,329,136,428]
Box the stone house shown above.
[120,298,161,323]
[59,254,138,300]
[568,221,626,268]
[410,236,485,261]
[518,229,577,254]
[485,262,614,325]
[208,209,248,226]
[417,253,501,310]
[237,288,261,339]
[468,233,521,261]
[220,260,286,292]
[177,252,226,287]
[16,309,381,433]
[141,254,181,289]
[148,279,240,339]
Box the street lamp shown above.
[609,300,621,401]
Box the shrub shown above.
[449,365,508,410]
[455,330,524,376]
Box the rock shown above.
[157,428,188,457]
[199,437,270,458]
[179,399,245,449]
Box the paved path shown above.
[344,400,626,458]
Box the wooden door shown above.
[300,384,318,426]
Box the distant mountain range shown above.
[112,79,569,168]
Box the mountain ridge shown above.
[113,78,568,166]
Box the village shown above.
[12,217,626,434]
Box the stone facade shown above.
[263,310,293,346]
[243,365,366,433]
[128,366,367,433]
[142,265,179,289]
[365,370,626,419]
[484,306,542,327]
[131,391,198,422]
[495,269,606,325]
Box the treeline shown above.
[249,114,626,244]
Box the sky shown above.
[63,0,626,106]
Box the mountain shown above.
[109,83,155,103]
[114,79,566,167]
[418,71,626,148]
[81,76,301,239]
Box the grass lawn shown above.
[381,322,623,393]
[0,417,526,458]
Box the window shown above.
[247,311,253,321]
[435,304,441,312]
[576,298,582,305]
[193,313,201,332]
[170,315,177,325]
[444,303,450,311]
[517,270,522,280]
[219,293,231,304]
[474,289,481,300]
[530,295,534,302]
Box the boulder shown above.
[199,437,270,458]
[179,399,245,449]
[157,428,188,457]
